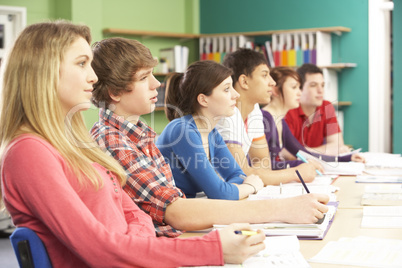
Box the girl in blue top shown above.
[156,61,263,200]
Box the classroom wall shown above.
[0,0,199,133]
[393,1,402,154]
[200,0,369,152]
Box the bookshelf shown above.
[103,28,198,39]
[102,26,354,115]
[103,26,350,39]
[198,26,351,37]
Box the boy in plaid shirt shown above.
[90,37,330,237]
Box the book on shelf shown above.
[155,81,166,109]
[323,68,338,103]
[159,45,189,73]
[199,30,334,68]
[265,41,275,67]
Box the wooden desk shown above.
[300,208,402,267]
[181,175,402,267]
[332,176,365,209]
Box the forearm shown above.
[242,164,298,185]
[164,198,288,230]
[236,184,256,199]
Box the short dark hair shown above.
[296,63,323,88]
[91,37,157,108]
[222,48,268,86]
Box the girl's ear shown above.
[272,86,280,97]
[197,93,208,108]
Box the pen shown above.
[234,230,258,236]
[295,170,310,194]
[296,152,323,176]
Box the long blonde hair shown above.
[0,21,127,206]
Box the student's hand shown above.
[351,153,366,163]
[339,145,352,154]
[279,194,329,224]
[307,159,325,174]
[243,174,264,193]
[218,223,266,264]
[295,163,316,183]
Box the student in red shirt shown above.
[285,64,351,155]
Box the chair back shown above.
[9,227,52,268]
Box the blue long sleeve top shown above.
[261,109,351,170]
[156,115,245,200]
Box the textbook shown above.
[361,206,402,228]
[309,236,402,267]
[214,203,338,240]
[356,175,402,183]
[361,185,402,206]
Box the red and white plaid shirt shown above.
[91,108,184,237]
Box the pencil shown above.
[295,170,310,194]
[234,230,258,236]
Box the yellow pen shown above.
[234,230,258,236]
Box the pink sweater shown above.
[1,135,223,267]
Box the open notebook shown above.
[297,150,365,175]
[214,203,338,240]
[192,235,310,268]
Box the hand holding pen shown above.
[296,152,324,176]
[295,170,327,224]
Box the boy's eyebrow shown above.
[137,69,153,76]
[134,69,153,79]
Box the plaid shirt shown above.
[91,108,184,237]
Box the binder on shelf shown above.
[316,31,332,66]
[323,68,338,103]
[217,36,225,63]
[265,41,275,67]
[231,35,238,52]
[206,37,214,61]
[212,37,221,63]
[238,35,250,48]
[301,33,309,64]
[174,45,182,72]
[280,34,287,66]
[272,34,281,66]
[199,37,207,60]
[294,33,303,66]
[309,32,316,64]
[181,46,189,72]
[287,33,296,66]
